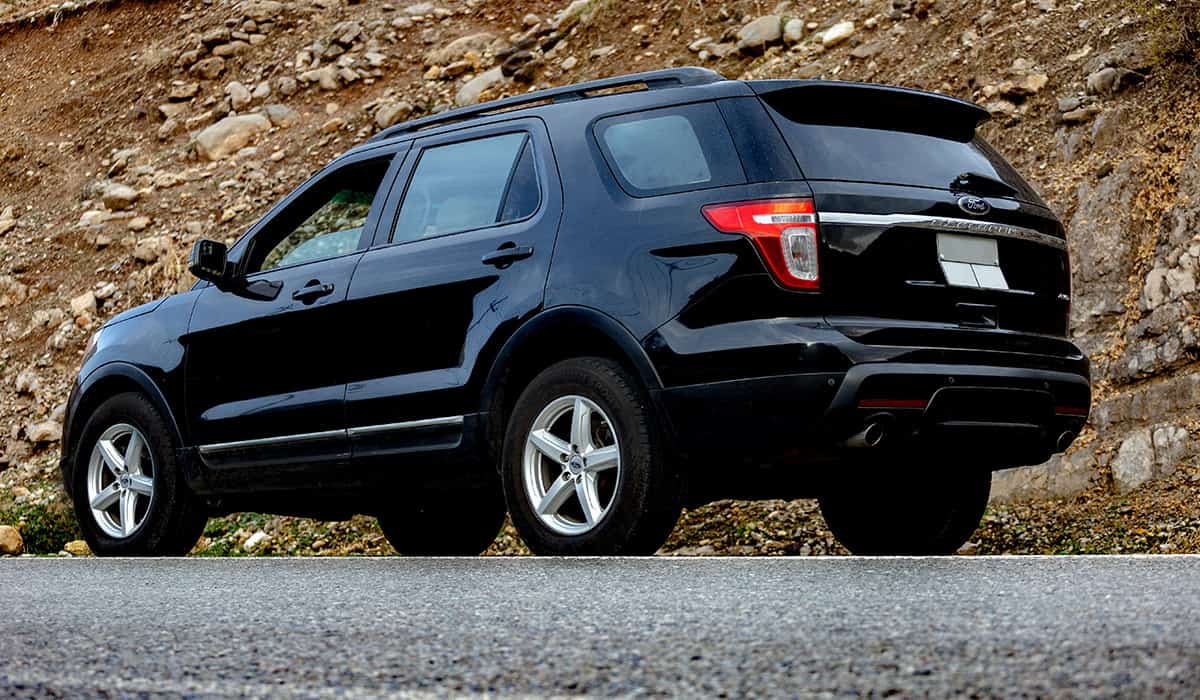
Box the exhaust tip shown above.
[863,421,887,448]
[1056,431,1076,452]
[846,419,890,449]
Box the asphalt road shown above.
[2,557,1199,698]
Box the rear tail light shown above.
[702,198,819,290]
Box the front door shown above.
[342,119,563,465]
[185,149,402,485]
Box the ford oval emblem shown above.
[958,196,991,216]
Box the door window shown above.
[392,132,539,243]
[246,156,393,273]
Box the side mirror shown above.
[188,239,229,284]
[187,238,282,301]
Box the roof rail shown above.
[369,67,726,142]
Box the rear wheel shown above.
[71,392,208,556]
[501,357,682,555]
[377,487,507,555]
[818,456,991,555]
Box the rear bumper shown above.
[649,320,1090,474]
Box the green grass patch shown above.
[0,500,82,554]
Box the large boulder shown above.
[193,114,272,161]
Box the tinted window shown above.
[248,157,391,273]
[500,139,540,222]
[763,96,1040,202]
[595,103,745,197]
[394,132,536,242]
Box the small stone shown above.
[128,216,151,232]
[1058,95,1083,112]
[783,18,804,44]
[212,41,250,58]
[26,420,62,444]
[263,103,300,128]
[193,114,272,160]
[63,540,91,556]
[101,182,139,211]
[375,101,413,129]
[94,282,118,300]
[191,56,226,80]
[561,55,578,71]
[1086,67,1119,95]
[523,13,541,27]
[1111,429,1154,493]
[425,32,494,66]
[276,76,299,96]
[226,81,252,111]
[15,367,39,395]
[321,117,345,133]
[133,235,171,263]
[70,290,97,316]
[821,21,855,47]
[243,530,269,551]
[455,66,506,106]
[167,82,200,101]
[0,525,22,556]
[737,15,782,53]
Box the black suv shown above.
[60,68,1089,557]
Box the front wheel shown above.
[501,357,682,555]
[818,456,991,555]
[70,392,208,556]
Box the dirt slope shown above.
[0,0,1197,555]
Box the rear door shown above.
[753,82,1071,339]
[341,117,562,465]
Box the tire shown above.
[501,357,682,555]
[818,455,991,555]
[70,392,208,556]
[377,486,507,555]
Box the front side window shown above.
[393,132,539,243]
[247,157,392,273]
[595,103,745,197]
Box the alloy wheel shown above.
[522,395,621,536]
[86,423,156,539]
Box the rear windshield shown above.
[762,94,1041,203]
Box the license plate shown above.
[936,233,1008,290]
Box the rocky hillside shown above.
[0,0,1197,555]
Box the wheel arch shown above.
[63,363,185,493]
[479,306,664,460]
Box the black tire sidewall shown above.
[378,485,507,556]
[71,392,205,556]
[818,456,991,555]
[501,357,679,555]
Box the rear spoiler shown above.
[748,80,988,143]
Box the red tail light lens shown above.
[702,198,820,290]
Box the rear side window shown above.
[393,132,539,243]
[595,103,745,197]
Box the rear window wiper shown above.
[951,171,1017,198]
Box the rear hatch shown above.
[752,81,1070,341]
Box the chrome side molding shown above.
[819,212,1068,252]
[197,415,465,455]
[346,415,464,437]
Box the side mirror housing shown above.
[188,239,229,284]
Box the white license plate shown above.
[936,233,1008,290]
